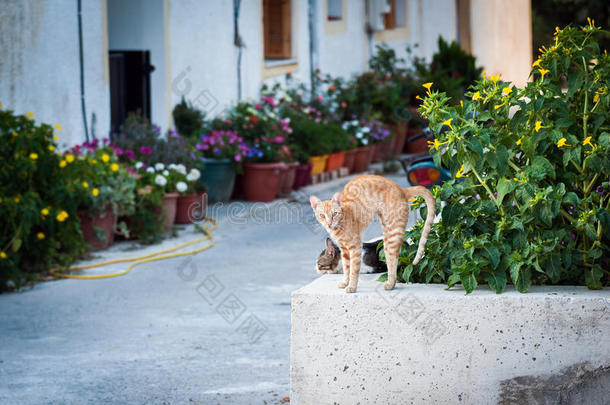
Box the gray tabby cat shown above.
[316,237,390,275]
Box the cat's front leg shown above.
[345,243,362,293]
[338,246,350,288]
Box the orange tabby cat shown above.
[310,175,435,293]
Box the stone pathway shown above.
[0,168,411,404]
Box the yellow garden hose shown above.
[50,217,217,280]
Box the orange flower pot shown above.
[78,208,115,250]
[161,193,179,232]
[343,149,357,173]
[242,162,283,202]
[175,192,207,224]
[325,151,345,172]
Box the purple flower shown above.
[124,149,136,160]
[140,146,152,155]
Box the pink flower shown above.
[255,104,262,110]
[234,154,242,162]
[140,146,152,155]
[317,96,323,102]
[274,136,284,143]
[125,149,136,159]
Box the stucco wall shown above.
[470,0,532,87]
[107,0,169,132]
[0,0,110,148]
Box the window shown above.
[327,0,342,21]
[263,0,292,60]
[383,0,407,30]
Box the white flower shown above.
[362,126,371,133]
[163,170,169,176]
[186,168,201,181]
[154,175,167,187]
[135,161,143,169]
[362,138,369,145]
[175,164,187,175]
[155,163,165,171]
[168,163,176,169]
[146,167,155,173]
[176,181,188,193]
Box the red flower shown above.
[329,85,336,91]
[317,96,323,102]
[341,101,347,108]
[250,115,259,124]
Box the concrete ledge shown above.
[290,275,610,404]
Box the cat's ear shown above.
[309,195,321,210]
[332,192,342,206]
[325,238,335,254]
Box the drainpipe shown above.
[364,0,374,63]
[308,0,319,97]
[77,0,90,141]
[233,0,243,100]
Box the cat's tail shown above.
[403,186,436,265]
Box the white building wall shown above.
[107,0,169,132]
[0,0,110,148]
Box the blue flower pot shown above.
[200,158,235,203]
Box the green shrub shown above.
[0,109,86,291]
[172,97,205,137]
[386,22,609,293]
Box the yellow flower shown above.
[422,82,433,94]
[502,87,512,96]
[539,68,550,80]
[101,153,110,163]
[82,181,89,188]
[110,163,119,172]
[442,118,453,130]
[37,232,45,240]
[460,100,463,108]
[516,136,524,146]
[41,208,49,216]
[55,124,61,131]
[12,131,18,137]
[532,59,541,68]
[557,138,570,148]
[494,101,507,110]
[65,153,75,163]
[415,95,423,101]
[490,74,501,84]
[26,112,34,118]
[29,153,38,160]
[0,252,7,259]
[56,210,69,222]
[48,145,55,152]
[593,93,600,103]
[534,121,550,132]
[583,136,594,148]
[456,164,468,178]
[427,139,449,151]
[92,188,99,197]
[90,159,97,165]
[14,197,20,203]
[53,135,59,141]
[59,160,67,168]
[471,91,482,101]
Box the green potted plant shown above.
[62,145,136,250]
[169,164,206,224]
[172,97,205,137]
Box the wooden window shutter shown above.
[264,0,292,59]
[383,0,396,30]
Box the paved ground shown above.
[0,168,410,405]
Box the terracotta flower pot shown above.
[406,128,429,154]
[352,146,371,173]
[279,162,298,194]
[175,192,207,224]
[309,155,329,175]
[325,151,345,171]
[343,149,356,173]
[392,121,408,156]
[78,208,116,250]
[294,163,312,189]
[379,139,394,161]
[242,162,283,202]
[370,143,382,163]
[161,193,179,232]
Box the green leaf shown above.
[509,261,522,285]
[510,262,531,293]
[531,156,556,180]
[483,245,500,269]
[377,273,388,282]
[563,192,579,205]
[484,268,507,293]
[496,178,516,205]
[496,145,509,176]
[442,204,463,226]
[585,265,603,290]
[584,223,597,240]
[546,254,562,283]
[567,70,584,98]
[11,238,22,253]
[460,273,478,294]
[446,273,461,289]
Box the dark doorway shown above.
[109,50,155,137]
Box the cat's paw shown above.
[337,281,348,288]
[345,285,357,293]
[383,281,396,290]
